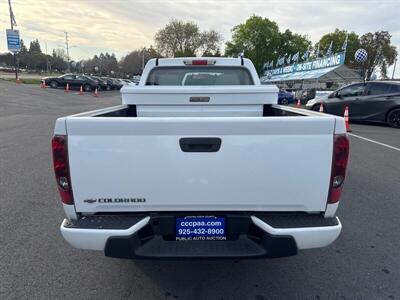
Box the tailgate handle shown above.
[179,138,221,152]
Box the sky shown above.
[0,0,399,77]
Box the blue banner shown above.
[269,52,345,76]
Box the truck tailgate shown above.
[66,116,335,213]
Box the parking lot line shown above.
[348,133,400,152]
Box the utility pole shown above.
[142,47,145,73]
[392,58,397,80]
[65,32,70,72]
[8,0,18,80]
[45,41,50,74]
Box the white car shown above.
[53,57,349,259]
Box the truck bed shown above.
[56,104,343,215]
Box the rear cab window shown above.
[145,67,254,86]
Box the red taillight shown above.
[52,135,74,205]
[327,134,350,204]
[192,60,208,65]
[183,59,216,65]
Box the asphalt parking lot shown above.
[1,80,399,300]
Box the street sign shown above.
[6,29,20,53]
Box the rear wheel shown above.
[84,84,92,92]
[49,81,58,88]
[281,98,289,105]
[387,108,400,128]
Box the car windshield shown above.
[146,66,254,85]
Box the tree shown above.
[50,48,68,72]
[318,29,361,67]
[18,39,29,69]
[200,30,222,56]
[29,39,42,54]
[0,53,13,66]
[278,29,311,60]
[119,47,162,76]
[225,16,281,73]
[359,31,397,80]
[225,16,311,73]
[154,20,222,57]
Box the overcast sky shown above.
[0,0,399,77]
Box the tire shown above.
[84,84,92,92]
[312,105,321,112]
[49,81,58,89]
[281,98,289,105]
[386,108,400,128]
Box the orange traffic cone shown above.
[79,85,84,95]
[296,99,301,108]
[319,103,324,112]
[40,81,44,88]
[344,105,351,132]
[93,87,99,97]
[65,83,69,92]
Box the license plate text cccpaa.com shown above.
[175,216,226,241]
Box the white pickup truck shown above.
[53,57,349,259]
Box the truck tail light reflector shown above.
[327,134,349,204]
[52,135,74,205]
[183,59,216,65]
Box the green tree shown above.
[359,31,397,80]
[318,29,360,66]
[225,16,281,72]
[225,16,311,73]
[50,48,68,72]
[0,53,13,66]
[18,39,29,69]
[278,29,311,59]
[154,20,222,57]
[28,39,42,54]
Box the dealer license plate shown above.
[175,216,226,241]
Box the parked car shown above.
[102,77,121,90]
[278,89,295,105]
[42,74,99,92]
[315,90,334,98]
[110,78,123,89]
[300,88,316,104]
[132,75,141,84]
[116,78,129,86]
[54,57,347,259]
[306,81,400,128]
[89,76,111,91]
[122,79,135,85]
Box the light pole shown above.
[65,32,71,72]
[392,58,397,80]
[142,47,146,73]
[58,41,76,73]
[8,0,18,80]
